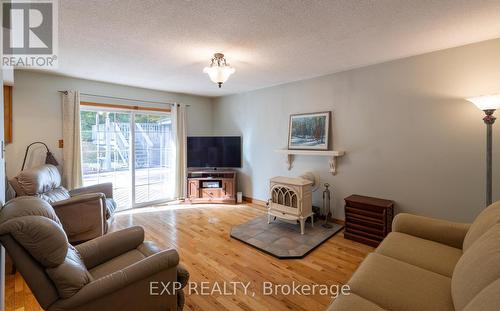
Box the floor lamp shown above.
[467,94,500,206]
[21,141,59,171]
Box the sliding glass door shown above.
[80,110,132,210]
[133,113,174,206]
[80,107,174,211]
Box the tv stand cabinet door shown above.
[188,180,199,198]
[222,180,234,199]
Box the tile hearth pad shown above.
[230,216,343,259]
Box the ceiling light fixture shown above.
[203,53,235,88]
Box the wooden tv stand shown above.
[187,169,236,204]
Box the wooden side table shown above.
[344,194,394,247]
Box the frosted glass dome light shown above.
[203,53,235,88]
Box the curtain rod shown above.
[58,91,190,107]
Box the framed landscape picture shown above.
[288,111,330,150]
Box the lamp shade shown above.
[467,94,500,111]
[45,151,59,166]
[21,141,59,171]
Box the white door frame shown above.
[130,111,136,207]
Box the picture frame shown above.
[288,111,330,150]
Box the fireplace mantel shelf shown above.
[275,149,346,175]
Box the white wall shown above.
[212,38,500,223]
[6,70,213,178]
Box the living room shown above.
[0,1,500,311]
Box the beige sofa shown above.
[328,201,500,311]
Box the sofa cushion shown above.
[89,249,146,279]
[12,164,61,196]
[463,201,500,251]
[452,223,500,311]
[46,245,93,299]
[462,278,500,311]
[348,253,454,311]
[327,293,387,311]
[376,232,462,277]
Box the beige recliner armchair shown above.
[0,197,189,311]
[10,164,116,243]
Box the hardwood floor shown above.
[5,203,374,311]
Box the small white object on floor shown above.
[237,192,243,203]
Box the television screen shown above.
[187,136,242,168]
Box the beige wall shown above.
[212,38,500,222]
[7,70,213,178]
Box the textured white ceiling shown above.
[55,0,500,97]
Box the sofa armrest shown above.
[70,183,113,199]
[50,249,180,311]
[76,226,145,269]
[393,213,470,249]
[52,193,106,243]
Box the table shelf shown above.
[275,149,346,175]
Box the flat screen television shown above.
[187,136,242,168]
